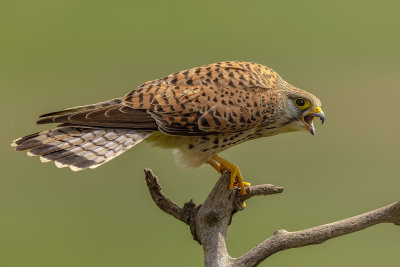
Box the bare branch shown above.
[235,201,400,266]
[241,184,284,201]
[143,168,400,267]
[144,168,187,223]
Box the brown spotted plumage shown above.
[13,61,324,194]
[123,61,280,135]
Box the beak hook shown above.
[315,110,325,124]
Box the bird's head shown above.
[277,81,325,135]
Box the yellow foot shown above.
[241,182,251,187]
[207,155,250,196]
[207,158,223,175]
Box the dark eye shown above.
[295,98,305,106]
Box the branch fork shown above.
[144,168,400,267]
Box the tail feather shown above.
[13,126,152,171]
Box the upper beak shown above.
[314,109,325,124]
[302,107,325,135]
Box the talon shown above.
[208,155,249,196]
[234,181,251,196]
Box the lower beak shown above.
[302,108,325,135]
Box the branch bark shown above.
[144,168,400,267]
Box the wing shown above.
[37,98,158,130]
[123,61,280,135]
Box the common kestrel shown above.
[12,61,324,195]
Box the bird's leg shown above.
[207,158,224,174]
[208,155,250,196]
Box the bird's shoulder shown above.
[160,61,279,89]
[123,61,279,110]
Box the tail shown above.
[12,126,152,171]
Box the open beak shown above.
[302,107,325,135]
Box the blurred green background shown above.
[1,0,399,266]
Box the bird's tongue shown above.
[304,114,316,135]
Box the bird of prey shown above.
[12,61,324,196]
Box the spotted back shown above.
[123,61,280,135]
